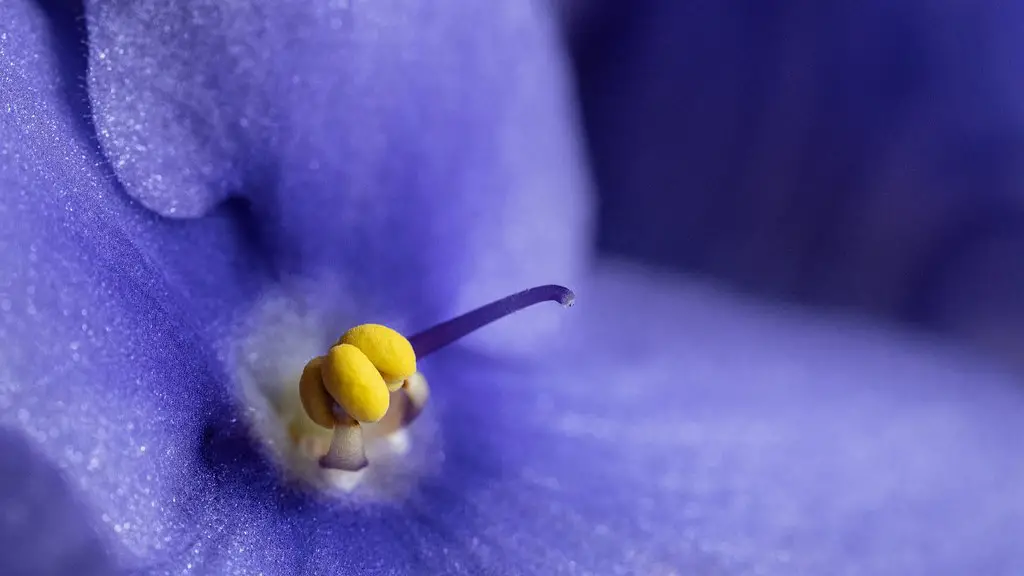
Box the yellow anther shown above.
[298,356,335,429]
[339,323,417,383]
[322,343,391,423]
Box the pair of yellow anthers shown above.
[298,324,425,471]
[293,284,576,472]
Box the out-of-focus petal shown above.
[0,429,117,575]
[570,1,1024,334]
[429,262,1024,573]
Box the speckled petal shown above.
[83,0,593,354]
[2,1,274,570]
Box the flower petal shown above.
[2,0,270,567]
[84,0,592,349]
[424,263,1024,573]
[0,428,116,575]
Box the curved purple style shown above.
[409,285,575,358]
[2,1,1024,575]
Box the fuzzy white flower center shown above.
[227,282,439,500]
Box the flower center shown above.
[232,283,573,497]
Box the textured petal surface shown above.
[84,0,592,352]
[1,2,270,571]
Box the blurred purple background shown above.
[560,1,1024,368]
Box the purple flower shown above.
[2,1,1024,574]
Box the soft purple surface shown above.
[85,0,590,347]
[571,1,1024,354]
[2,1,1024,574]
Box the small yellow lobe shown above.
[298,356,335,429]
[339,324,417,383]
[322,344,391,423]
